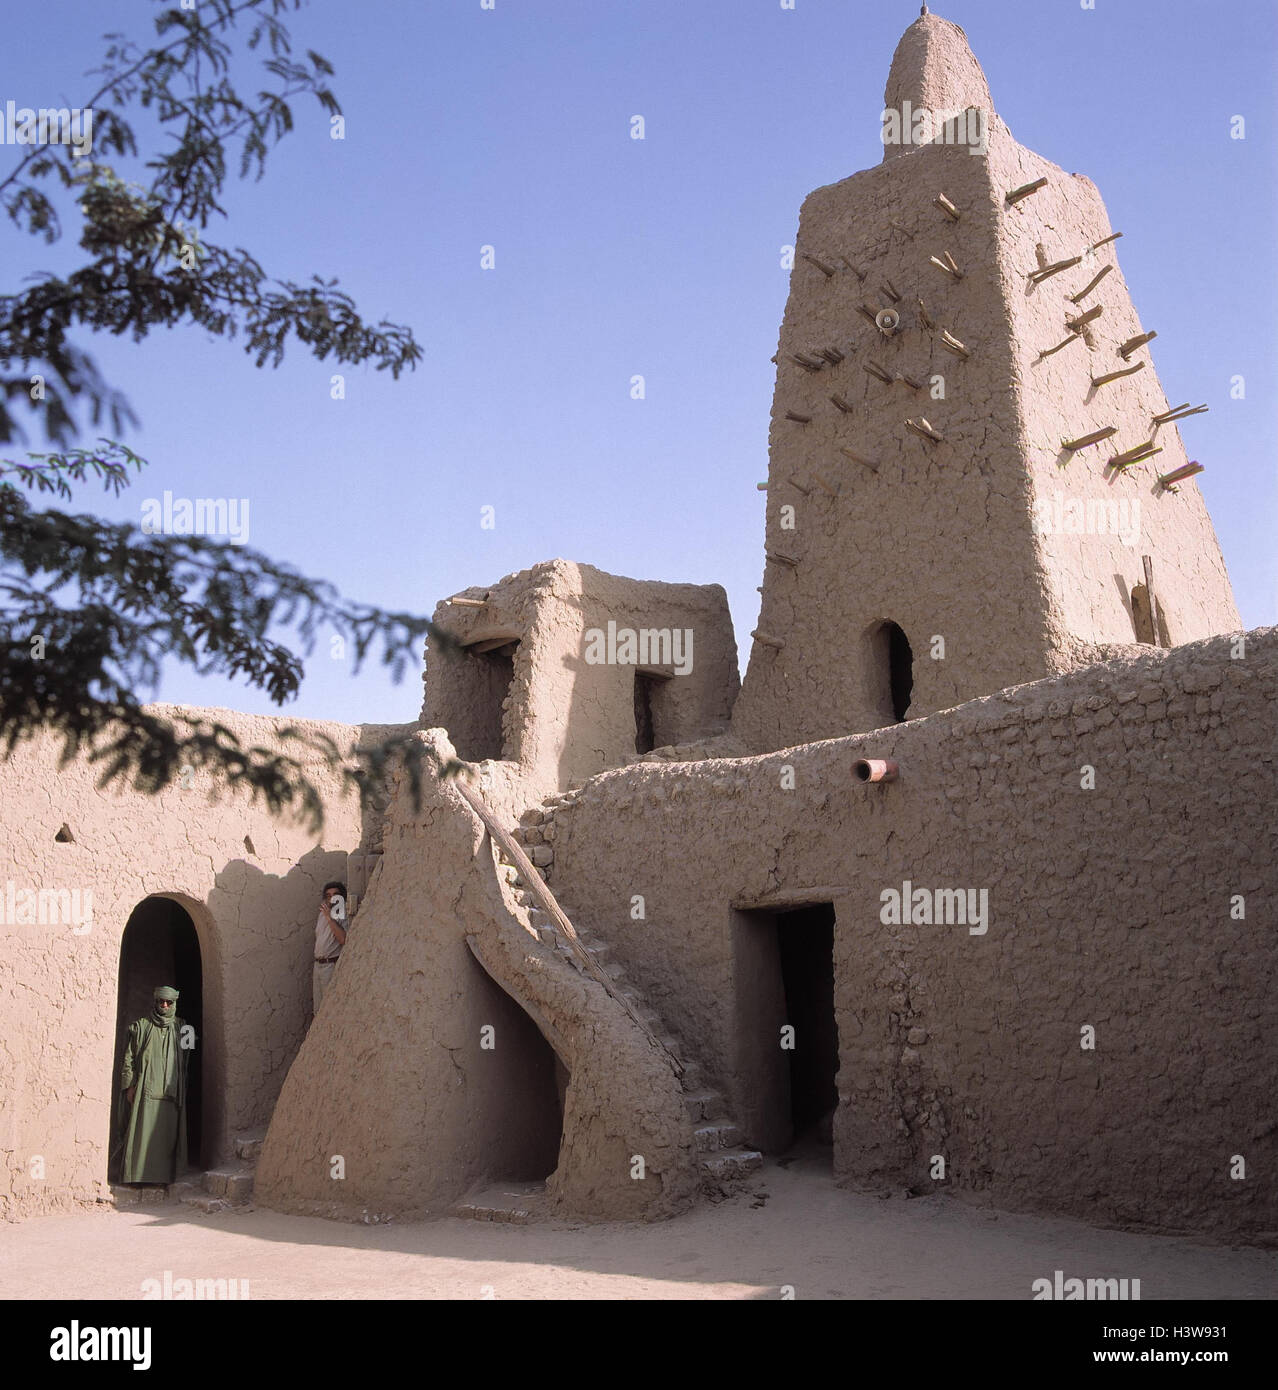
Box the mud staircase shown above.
[170,1131,263,1215]
[455,787,761,1223]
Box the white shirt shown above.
[314,905,345,961]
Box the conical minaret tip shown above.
[883,11,994,161]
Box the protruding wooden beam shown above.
[765,550,799,567]
[930,254,963,280]
[1006,176,1048,205]
[889,220,916,241]
[1029,255,1083,285]
[905,417,943,443]
[1039,334,1083,360]
[899,374,924,391]
[916,299,936,331]
[817,346,845,364]
[881,279,902,303]
[1069,264,1113,304]
[756,482,769,491]
[940,330,970,359]
[856,304,880,327]
[864,360,894,383]
[1157,461,1205,489]
[785,410,812,423]
[1091,232,1123,251]
[786,476,811,496]
[1092,361,1145,388]
[934,193,961,221]
[790,353,822,372]
[802,252,837,278]
[840,257,869,281]
[447,596,489,608]
[830,393,854,413]
[840,447,880,472]
[1108,440,1162,470]
[1152,403,1209,425]
[1119,330,1157,360]
[1066,304,1104,332]
[810,471,838,497]
[752,630,786,649]
[1060,426,1118,452]
[1142,554,1163,648]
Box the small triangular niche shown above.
[54,824,75,844]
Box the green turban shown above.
[151,985,179,1027]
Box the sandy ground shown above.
[2,1156,1273,1301]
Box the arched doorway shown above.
[109,897,204,1182]
[869,620,914,724]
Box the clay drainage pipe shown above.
[854,758,898,783]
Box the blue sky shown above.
[4,0,1274,725]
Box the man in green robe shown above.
[118,985,191,1184]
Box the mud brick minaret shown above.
[731,10,1240,752]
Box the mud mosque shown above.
[2,12,1273,1242]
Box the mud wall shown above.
[424,559,739,795]
[0,707,374,1219]
[549,630,1277,1240]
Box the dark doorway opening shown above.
[731,902,838,1164]
[871,620,913,723]
[634,669,673,755]
[110,897,204,1181]
[453,639,518,762]
[634,672,657,753]
[469,957,564,1183]
[777,904,838,1150]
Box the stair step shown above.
[180,1193,230,1214]
[452,1182,545,1224]
[694,1122,742,1152]
[700,1148,763,1180]
[166,1180,201,1201]
[110,1183,171,1208]
[233,1134,264,1163]
[202,1166,255,1203]
[683,1090,719,1123]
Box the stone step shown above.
[683,1090,719,1123]
[452,1182,546,1224]
[202,1165,255,1203]
[700,1148,763,1181]
[180,1192,230,1215]
[694,1122,742,1153]
[166,1179,201,1202]
[110,1183,171,1208]
[233,1134,264,1163]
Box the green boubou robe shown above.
[118,1011,190,1183]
